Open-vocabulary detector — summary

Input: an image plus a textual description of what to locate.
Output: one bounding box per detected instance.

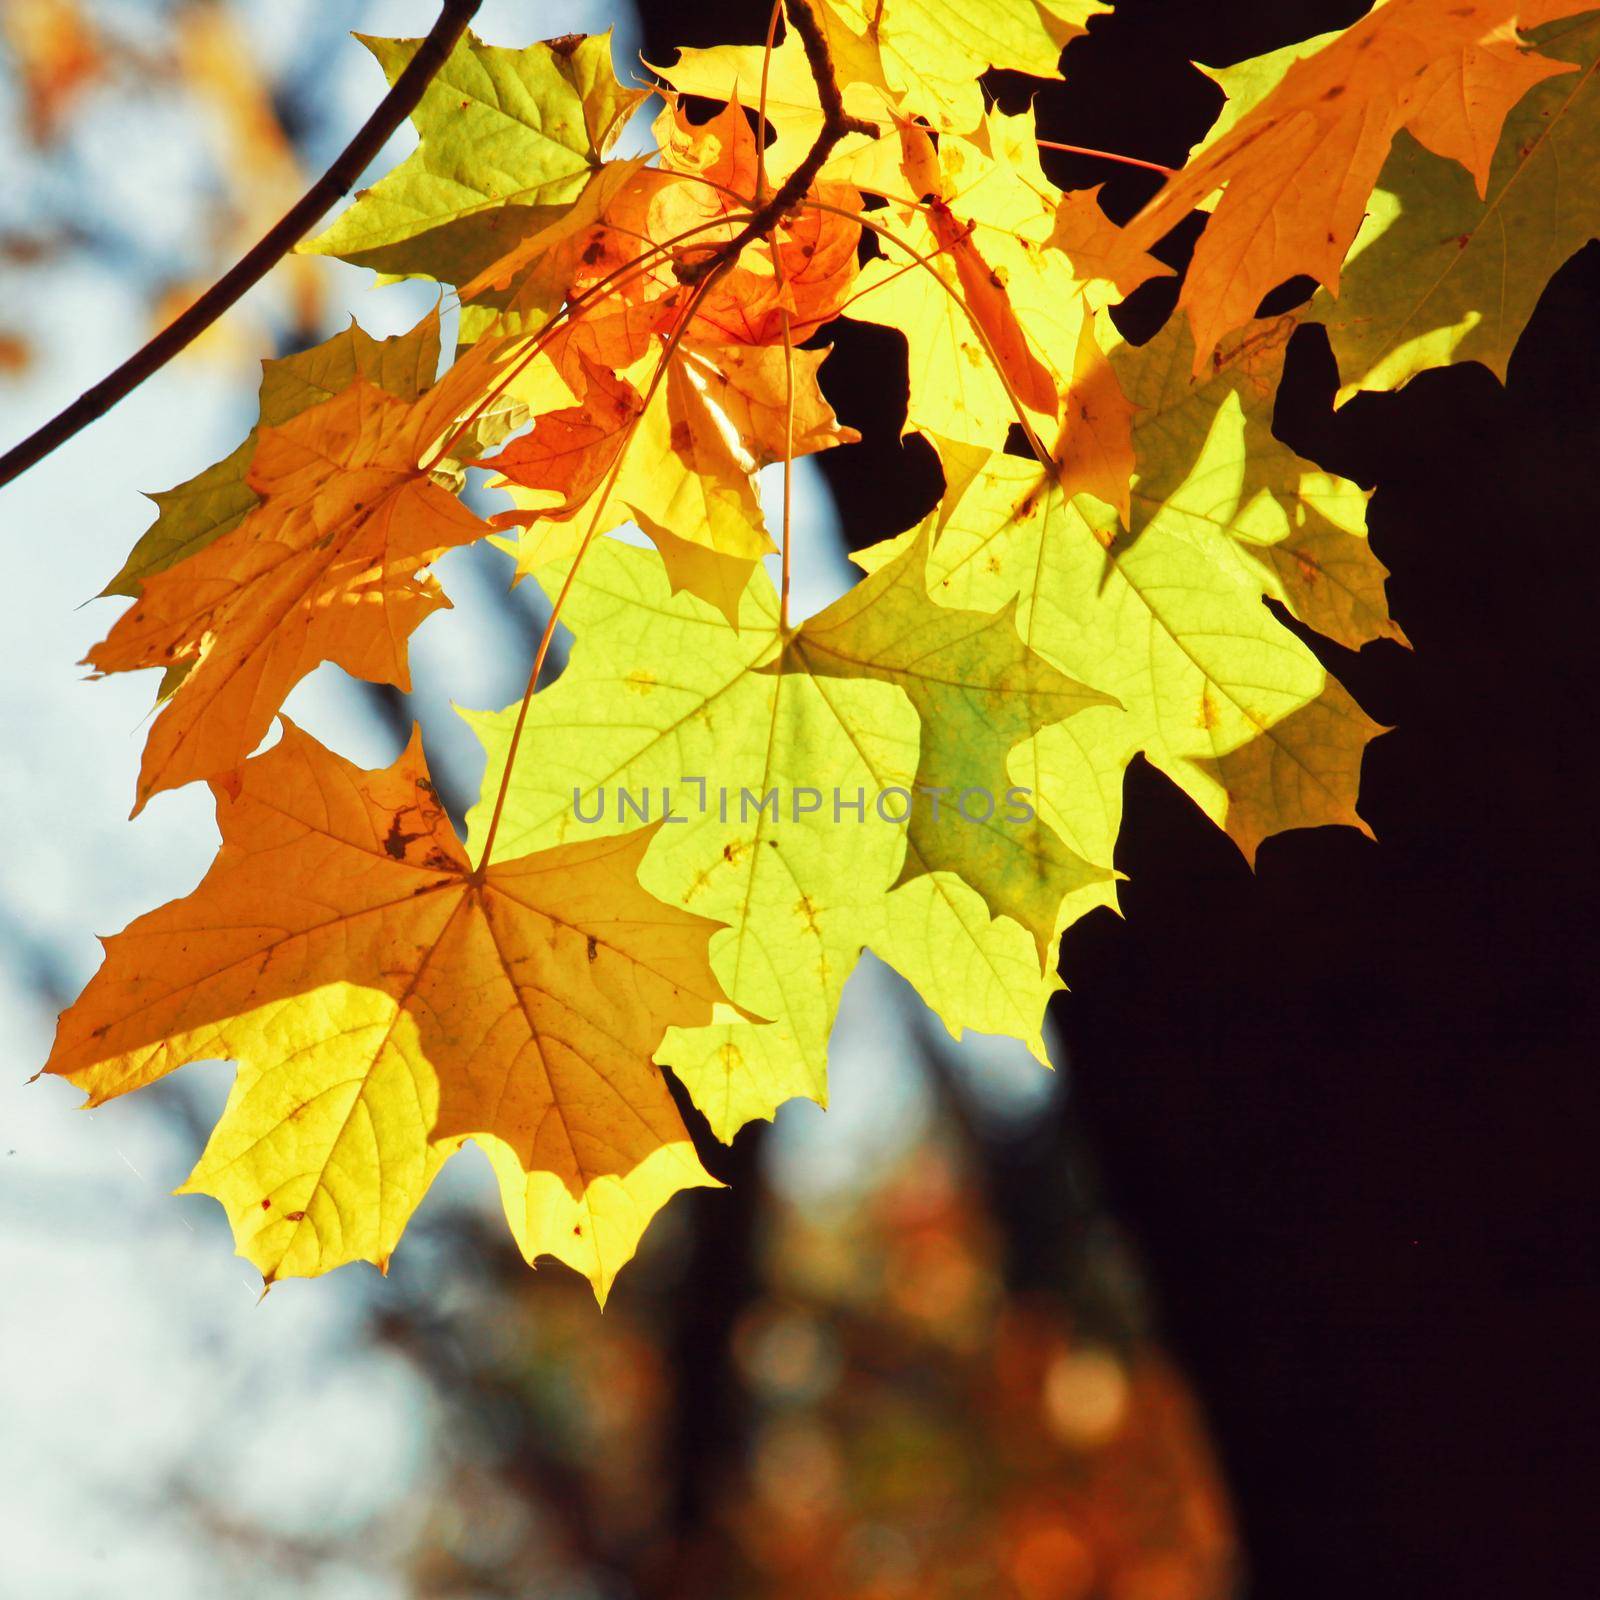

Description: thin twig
[675,0,875,284]
[472,266,730,875]
[0,0,483,493]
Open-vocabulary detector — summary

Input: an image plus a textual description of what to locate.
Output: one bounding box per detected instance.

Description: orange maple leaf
[473,98,863,617]
[89,346,508,812]
[44,722,729,1298]
[489,350,647,513]
[1052,309,1136,525]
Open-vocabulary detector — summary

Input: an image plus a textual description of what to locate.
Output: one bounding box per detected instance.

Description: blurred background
[0,2,1235,1596]
[5,3,1600,1598]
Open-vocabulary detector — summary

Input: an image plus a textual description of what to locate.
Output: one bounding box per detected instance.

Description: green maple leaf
[464,537,1104,1140]
[860,313,1397,883]
[795,526,1113,958]
[1308,13,1600,403]
[303,30,646,287]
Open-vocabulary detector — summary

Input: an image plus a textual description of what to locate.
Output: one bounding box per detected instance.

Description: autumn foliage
[37,0,1600,1297]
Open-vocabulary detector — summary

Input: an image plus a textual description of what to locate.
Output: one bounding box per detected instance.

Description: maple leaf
[650,4,901,192]
[1045,185,1172,303]
[1308,12,1600,403]
[303,30,646,287]
[43,722,728,1299]
[1124,0,1592,369]
[616,95,867,346]
[104,315,446,600]
[859,314,1397,883]
[89,334,515,812]
[821,0,1107,133]
[794,525,1114,957]
[464,535,1106,1140]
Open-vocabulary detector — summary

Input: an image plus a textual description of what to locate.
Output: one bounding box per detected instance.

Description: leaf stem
[775,296,797,633]
[0,0,483,493]
[1035,138,1176,178]
[755,0,785,205]
[471,267,728,875]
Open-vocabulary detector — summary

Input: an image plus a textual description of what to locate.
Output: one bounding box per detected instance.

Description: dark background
[628,2,1600,1595]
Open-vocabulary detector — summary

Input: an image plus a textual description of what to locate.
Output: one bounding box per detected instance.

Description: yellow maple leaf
[823,0,1107,133]
[43,722,729,1300]
[650,4,900,191]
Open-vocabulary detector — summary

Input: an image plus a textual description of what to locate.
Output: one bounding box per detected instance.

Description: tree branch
[675,0,876,285]
[0,0,483,493]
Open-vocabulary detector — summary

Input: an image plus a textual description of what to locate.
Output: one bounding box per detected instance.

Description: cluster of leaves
[41,0,1600,1299]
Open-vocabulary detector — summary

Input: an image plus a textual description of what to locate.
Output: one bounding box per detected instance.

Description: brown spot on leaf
[383,813,422,860]
[285,1210,307,1222]
[586,935,599,963]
